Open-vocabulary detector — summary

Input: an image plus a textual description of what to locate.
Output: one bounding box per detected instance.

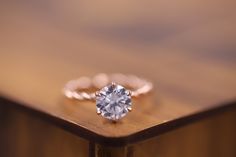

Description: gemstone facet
[96,83,132,120]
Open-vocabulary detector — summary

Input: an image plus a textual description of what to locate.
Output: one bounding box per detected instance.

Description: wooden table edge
[0,96,235,147]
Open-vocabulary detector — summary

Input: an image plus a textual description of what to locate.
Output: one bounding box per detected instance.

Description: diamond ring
[63,73,153,121]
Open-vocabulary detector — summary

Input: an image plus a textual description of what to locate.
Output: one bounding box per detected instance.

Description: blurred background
[0,0,235,96]
[1,0,235,62]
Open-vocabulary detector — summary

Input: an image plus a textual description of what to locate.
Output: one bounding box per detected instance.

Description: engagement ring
[63,73,153,120]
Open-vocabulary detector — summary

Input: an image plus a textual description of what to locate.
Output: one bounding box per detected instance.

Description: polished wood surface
[0,0,236,146]
[130,108,236,157]
[1,104,235,157]
[0,103,89,157]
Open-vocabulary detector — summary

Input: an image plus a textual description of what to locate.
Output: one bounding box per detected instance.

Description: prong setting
[127,90,132,96]
[96,84,132,120]
[128,107,132,112]
[111,82,116,88]
[97,110,101,115]
[95,91,100,97]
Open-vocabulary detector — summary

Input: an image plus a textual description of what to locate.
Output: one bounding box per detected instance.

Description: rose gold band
[63,73,153,101]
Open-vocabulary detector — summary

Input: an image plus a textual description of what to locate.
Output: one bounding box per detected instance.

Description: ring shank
[63,73,153,101]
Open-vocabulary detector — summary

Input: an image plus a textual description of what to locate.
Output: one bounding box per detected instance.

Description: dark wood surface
[2,104,234,157]
[0,104,89,157]
[0,0,236,146]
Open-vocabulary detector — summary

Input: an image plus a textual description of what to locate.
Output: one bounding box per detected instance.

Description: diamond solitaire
[64,73,153,121]
[96,83,132,120]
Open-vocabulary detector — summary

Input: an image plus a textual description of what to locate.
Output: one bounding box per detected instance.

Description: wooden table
[0,1,236,157]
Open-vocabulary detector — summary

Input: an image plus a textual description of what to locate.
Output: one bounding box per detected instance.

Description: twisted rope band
[63,73,153,101]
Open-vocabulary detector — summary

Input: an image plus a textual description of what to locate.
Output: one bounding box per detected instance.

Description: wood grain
[1,102,235,157]
[0,103,88,157]
[131,108,236,157]
[0,0,236,146]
